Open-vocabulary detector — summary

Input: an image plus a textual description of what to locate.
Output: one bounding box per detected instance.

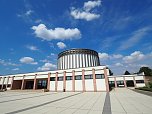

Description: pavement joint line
[127,89,152,110]
[5,92,82,114]
[131,89,152,97]
[122,91,140,113]
[52,92,84,106]
[113,91,127,114]
[57,92,90,113]
[0,92,42,98]
[0,92,59,104]
[131,93,152,110]
[86,93,102,114]
[70,93,98,114]
[59,93,95,114]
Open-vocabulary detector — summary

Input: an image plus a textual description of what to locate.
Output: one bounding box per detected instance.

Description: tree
[124,70,130,75]
[139,67,152,76]
[109,69,113,76]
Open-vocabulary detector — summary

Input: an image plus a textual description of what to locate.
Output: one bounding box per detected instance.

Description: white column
[70,54,72,69]
[67,55,69,69]
[65,55,67,69]
[88,54,91,67]
[73,54,76,68]
[76,54,79,68]
[1,77,5,90]
[85,54,88,67]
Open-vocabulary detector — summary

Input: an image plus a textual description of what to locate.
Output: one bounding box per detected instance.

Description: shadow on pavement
[102,92,112,114]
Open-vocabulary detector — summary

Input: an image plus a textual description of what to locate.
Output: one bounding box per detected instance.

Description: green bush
[136,87,152,92]
[145,82,152,88]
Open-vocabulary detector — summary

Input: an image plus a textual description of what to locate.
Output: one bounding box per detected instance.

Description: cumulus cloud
[32,24,81,41]
[57,42,67,49]
[20,57,38,65]
[71,9,100,21]
[70,0,101,21]
[98,51,152,75]
[123,51,145,63]
[37,63,56,71]
[84,0,101,11]
[112,54,123,59]
[26,45,39,51]
[98,52,109,60]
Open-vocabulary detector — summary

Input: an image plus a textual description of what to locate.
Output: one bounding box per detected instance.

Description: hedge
[135,87,152,92]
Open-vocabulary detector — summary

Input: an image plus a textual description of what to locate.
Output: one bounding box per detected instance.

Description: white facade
[108,74,145,88]
[0,66,109,92]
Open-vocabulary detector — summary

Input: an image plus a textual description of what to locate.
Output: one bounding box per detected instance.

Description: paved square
[0,88,152,114]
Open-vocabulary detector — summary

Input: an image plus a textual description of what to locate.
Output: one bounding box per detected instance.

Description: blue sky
[0,0,152,75]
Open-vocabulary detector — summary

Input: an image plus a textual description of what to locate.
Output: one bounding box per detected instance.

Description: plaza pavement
[0,88,152,114]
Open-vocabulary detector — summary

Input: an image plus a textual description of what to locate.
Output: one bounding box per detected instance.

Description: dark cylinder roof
[58,48,99,59]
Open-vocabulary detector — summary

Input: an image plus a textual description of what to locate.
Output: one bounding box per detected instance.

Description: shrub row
[135,87,152,92]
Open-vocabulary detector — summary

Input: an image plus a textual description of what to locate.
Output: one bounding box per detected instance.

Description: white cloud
[32,24,81,41]
[112,54,123,59]
[98,53,109,60]
[26,45,39,51]
[12,68,19,71]
[51,53,55,56]
[40,59,51,63]
[71,9,100,21]
[70,0,101,21]
[119,26,151,50]
[0,59,18,66]
[17,10,33,17]
[25,10,33,16]
[123,51,145,63]
[98,51,152,75]
[84,0,101,11]
[35,19,42,23]
[37,63,56,71]
[57,42,67,49]
[115,63,123,67]
[20,57,38,65]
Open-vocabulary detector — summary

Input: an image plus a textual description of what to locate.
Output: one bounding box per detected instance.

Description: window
[75,75,82,80]
[37,80,47,89]
[109,81,114,84]
[50,77,55,81]
[109,81,115,88]
[117,81,124,85]
[7,84,11,87]
[136,80,144,83]
[85,75,93,79]
[66,76,72,80]
[58,77,63,81]
[95,74,104,79]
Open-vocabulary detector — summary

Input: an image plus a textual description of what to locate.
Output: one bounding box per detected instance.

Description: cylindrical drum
[57,49,100,70]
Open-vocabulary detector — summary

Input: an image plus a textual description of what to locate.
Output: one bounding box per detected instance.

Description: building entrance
[25,81,34,89]
[126,80,134,87]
